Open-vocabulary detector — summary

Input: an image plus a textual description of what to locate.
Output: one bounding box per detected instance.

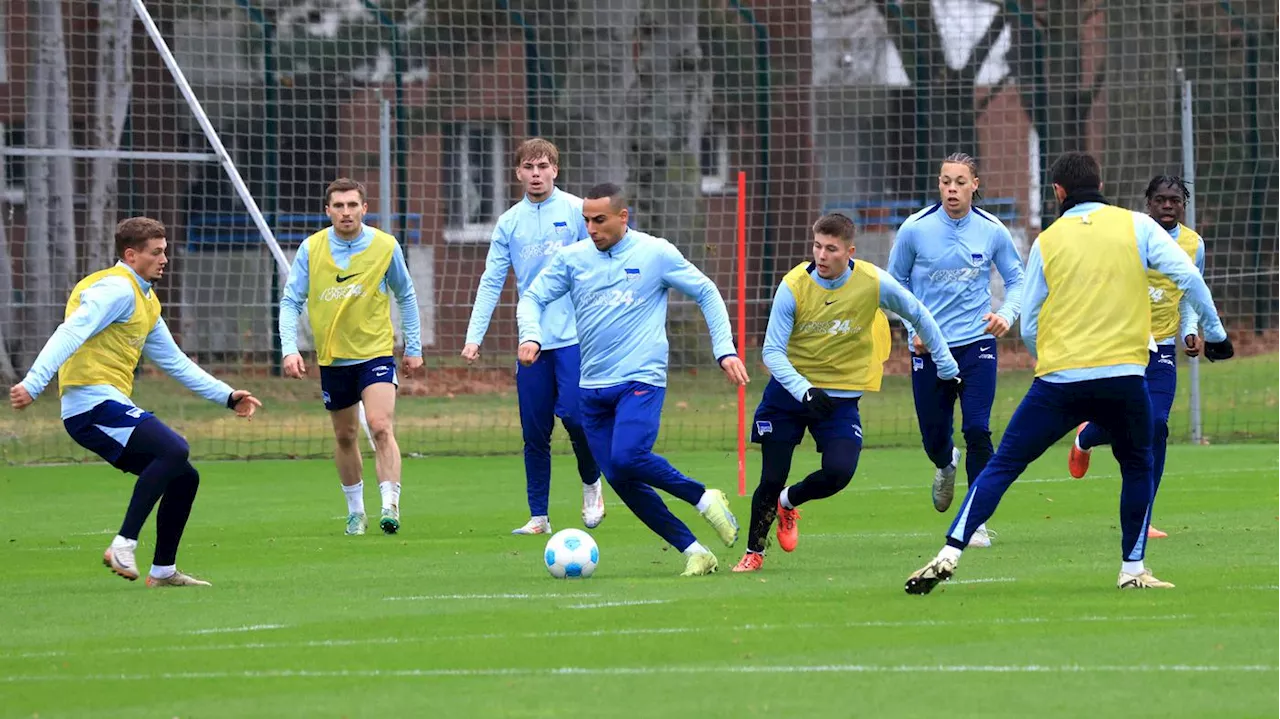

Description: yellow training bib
[783,260,892,392]
[1147,223,1202,343]
[1035,206,1151,376]
[305,228,398,366]
[58,265,161,397]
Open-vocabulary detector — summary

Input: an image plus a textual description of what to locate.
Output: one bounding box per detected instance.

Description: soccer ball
[544,528,599,579]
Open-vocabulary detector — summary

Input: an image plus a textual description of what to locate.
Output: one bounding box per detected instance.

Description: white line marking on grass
[3,663,1272,683]
[9,613,1209,660]
[185,624,287,635]
[16,546,81,552]
[566,599,672,610]
[807,531,935,539]
[952,577,1017,585]
[383,593,601,601]
[68,529,114,536]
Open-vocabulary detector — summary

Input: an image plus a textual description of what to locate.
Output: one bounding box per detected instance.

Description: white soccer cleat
[512,516,552,535]
[582,481,606,529]
[146,570,212,588]
[1118,569,1175,589]
[932,447,961,512]
[967,524,994,548]
[103,540,139,581]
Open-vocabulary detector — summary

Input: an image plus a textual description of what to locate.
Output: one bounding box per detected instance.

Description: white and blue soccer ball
[544,528,599,579]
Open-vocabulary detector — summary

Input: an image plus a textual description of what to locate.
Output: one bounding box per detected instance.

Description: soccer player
[905,152,1233,595]
[516,182,748,576]
[9,217,262,587]
[732,213,960,573]
[1069,176,1204,540]
[279,178,423,536]
[461,138,605,535]
[887,153,1025,548]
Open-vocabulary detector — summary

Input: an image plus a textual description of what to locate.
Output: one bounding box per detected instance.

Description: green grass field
[1,444,1275,717]
[2,353,1275,464]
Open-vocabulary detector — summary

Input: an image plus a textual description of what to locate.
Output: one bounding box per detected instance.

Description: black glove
[1203,337,1234,362]
[802,387,836,419]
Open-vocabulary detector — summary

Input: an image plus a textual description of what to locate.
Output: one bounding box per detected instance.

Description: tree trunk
[43,0,78,290]
[87,0,135,272]
[552,0,638,194]
[24,12,55,366]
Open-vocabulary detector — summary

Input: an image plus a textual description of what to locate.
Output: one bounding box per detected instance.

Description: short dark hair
[1049,152,1102,194]
[1145,175,1191,202]
[584,182,627,212]
[812,213,855,244]
[324,177,366,206]
[115,217,167,258]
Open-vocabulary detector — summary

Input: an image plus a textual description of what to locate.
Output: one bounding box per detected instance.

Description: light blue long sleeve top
[1166,223,1207,345]
[20,262,235,420]
[762,261,959,402]
[516,229,736,389]
[465,189,589,350]
[278,224,422,365]
[1021,203,1227,383]
[887,203,1026,346]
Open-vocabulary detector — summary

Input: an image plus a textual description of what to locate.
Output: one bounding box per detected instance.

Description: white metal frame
[700,130,732,195]
[443,121,506,244]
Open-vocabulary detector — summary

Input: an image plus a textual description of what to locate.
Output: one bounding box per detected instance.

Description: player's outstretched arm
[279,243,311,378]
[11,278,136,409]
[886,222,919,340]
[760,281,812,400]
[462,222,513,364]
[385,243,423,375]
[986,224,1027,337]
[659,244,742,384]
[142,318,259,417]
[1178,239,1207,357]
[1138,215,1229,357]
[877,268,958,380]
[516,250,571,365]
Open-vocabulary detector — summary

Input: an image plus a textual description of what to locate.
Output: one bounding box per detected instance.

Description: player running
[887,152,1025,548]
[1069,176,1205,539]
[10,217,262,586]
[517,182,747,576]
[733,213,959,572]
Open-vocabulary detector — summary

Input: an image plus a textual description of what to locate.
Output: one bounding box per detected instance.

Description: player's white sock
[683,541,710,556]
[695,491,714,512]
[779,487,795,510]
[1121,560,1145,576]
[938,545,963,563]
[379,481,401,510]
[149,564,176,580]
[343,482,365,515]
[111,535,137,550]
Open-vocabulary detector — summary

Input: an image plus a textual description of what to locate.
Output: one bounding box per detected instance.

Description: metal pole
[379,97,393,231]
[1178,69,1202,445]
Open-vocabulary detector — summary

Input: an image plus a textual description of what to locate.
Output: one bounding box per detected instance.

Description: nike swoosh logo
[804,391,812,402]
[336,273,360,283]
[979,346,990,352]
[824,300,837,305]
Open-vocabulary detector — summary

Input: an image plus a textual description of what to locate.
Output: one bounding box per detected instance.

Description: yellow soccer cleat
[681,551,719,577]
[146,570,212,588]
[904,556,956,595]
[699,490,739,547]
[1117,569,1175,589]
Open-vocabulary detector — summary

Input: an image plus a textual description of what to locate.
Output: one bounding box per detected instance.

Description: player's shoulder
[553,188,585,209]
[495,201,527,229]
[970,205,1011,234]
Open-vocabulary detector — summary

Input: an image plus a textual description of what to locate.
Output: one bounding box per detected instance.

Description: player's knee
[161,435,191,465]
[334,427,360,450]
[608,446,646,479]
[1152,419,1170,442]
[366,417,394,444]
[962,427,993,453]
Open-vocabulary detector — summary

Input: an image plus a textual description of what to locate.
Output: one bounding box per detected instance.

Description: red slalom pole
[736,170,748,497]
